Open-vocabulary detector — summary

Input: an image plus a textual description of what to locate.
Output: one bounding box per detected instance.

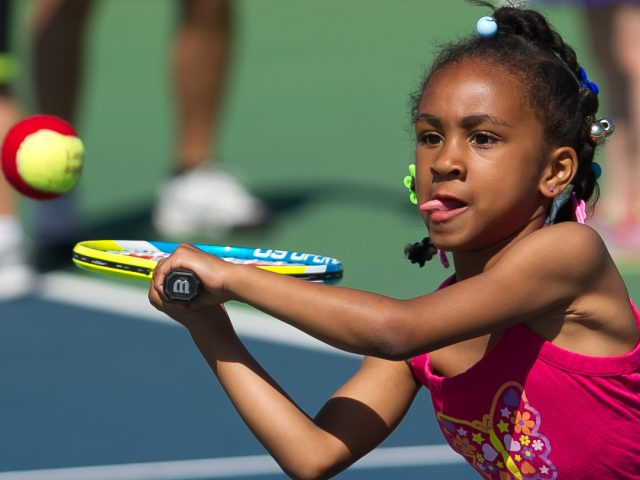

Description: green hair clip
[403,164,417,205]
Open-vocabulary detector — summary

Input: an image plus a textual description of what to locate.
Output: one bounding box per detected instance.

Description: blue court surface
[0,272,477,480]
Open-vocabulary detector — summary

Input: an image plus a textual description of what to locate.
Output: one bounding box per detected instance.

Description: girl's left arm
[153,225,617,359]
[147,292,421,479]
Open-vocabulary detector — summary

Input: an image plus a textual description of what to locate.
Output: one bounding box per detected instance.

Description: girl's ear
[539,146,578,198]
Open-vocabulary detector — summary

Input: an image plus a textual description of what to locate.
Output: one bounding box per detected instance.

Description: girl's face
[414,58,550,253]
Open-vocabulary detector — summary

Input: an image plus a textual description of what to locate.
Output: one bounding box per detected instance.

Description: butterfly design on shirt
[436,381,557,480]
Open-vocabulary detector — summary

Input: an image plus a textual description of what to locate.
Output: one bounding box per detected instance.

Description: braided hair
[405,1,602,268]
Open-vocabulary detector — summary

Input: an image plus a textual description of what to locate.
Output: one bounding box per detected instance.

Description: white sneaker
[153,164,269,238]
[0,240,36,301]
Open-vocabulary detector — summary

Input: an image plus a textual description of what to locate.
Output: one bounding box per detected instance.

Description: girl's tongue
[420,198,466,213]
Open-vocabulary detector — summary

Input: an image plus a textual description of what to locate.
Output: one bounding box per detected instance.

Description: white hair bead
[476,16,498,37]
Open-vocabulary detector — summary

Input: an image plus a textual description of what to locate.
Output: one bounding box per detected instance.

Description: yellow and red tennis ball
[1,114,84,200]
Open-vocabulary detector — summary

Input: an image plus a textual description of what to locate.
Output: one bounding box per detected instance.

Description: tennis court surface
[0,273,476,479]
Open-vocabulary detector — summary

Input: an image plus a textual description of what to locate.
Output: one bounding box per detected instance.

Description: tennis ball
[1,114,84,200]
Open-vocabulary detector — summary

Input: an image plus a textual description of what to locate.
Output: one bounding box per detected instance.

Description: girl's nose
[430,141,466,180]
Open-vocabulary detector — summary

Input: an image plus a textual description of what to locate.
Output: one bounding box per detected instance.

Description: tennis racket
[72,240,344,302]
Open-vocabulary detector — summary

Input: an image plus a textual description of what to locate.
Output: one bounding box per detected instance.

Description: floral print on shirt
[436,382,557,480]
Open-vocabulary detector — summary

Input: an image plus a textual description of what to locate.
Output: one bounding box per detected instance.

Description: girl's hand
[148,271,235,337]
[150,243,236,311]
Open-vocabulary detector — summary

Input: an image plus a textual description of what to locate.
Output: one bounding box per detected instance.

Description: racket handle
[163,269,201,303]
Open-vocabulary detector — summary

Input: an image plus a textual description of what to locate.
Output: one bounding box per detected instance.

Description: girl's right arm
[151,299,421,480]
[153,225,633,360]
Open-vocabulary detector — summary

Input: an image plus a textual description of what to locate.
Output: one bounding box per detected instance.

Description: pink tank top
[411,277,640,479]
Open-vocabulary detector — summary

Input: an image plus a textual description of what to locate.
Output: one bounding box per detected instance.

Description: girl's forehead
[418,60,531,119]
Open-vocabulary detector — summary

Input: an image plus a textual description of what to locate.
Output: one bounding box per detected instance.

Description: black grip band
[163,269,201,303]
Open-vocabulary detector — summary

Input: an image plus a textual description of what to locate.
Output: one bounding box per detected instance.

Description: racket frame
[72,240,344,283]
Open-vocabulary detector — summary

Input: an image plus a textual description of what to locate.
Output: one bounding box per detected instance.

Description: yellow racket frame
[73,240,158,281]
[72,240,325,282]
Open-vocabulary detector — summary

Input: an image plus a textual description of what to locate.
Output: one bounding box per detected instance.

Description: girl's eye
[418,132,442,145]
[470,133,498,146]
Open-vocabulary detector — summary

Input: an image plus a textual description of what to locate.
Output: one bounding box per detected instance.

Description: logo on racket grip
[164,269,201,303]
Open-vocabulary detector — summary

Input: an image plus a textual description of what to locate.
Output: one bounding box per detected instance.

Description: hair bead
[599,117,615,136]
[578,67,599,95]
[589,121,605,143]
[403,164,417,205]
[589,117,615,144]
[476,16,498,37]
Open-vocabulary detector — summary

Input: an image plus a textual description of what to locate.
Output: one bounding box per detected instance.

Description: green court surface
[11,0,637,298]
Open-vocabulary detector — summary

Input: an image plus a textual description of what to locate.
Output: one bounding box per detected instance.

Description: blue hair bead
[476,16,498,37]
[579,67,599,95]
[591,162,602,179]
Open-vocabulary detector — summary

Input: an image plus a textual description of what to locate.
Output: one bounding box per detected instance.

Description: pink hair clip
[571,192,587,224]
[438,249,450,269]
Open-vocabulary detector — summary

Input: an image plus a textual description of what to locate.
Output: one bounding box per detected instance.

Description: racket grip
[163,269,202,303]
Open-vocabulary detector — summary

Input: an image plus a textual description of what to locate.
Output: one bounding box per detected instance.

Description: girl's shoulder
[525,221,605,250]
[493,223,635,357]
[486,222,615,305]
[501,222,609,276]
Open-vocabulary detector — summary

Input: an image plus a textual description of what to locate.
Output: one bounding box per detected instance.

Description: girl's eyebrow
[459,114,512,129]
[415,113,512,128]
[414,113,442,127]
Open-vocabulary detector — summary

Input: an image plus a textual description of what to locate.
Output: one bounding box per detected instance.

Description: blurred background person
[0,0,33,299]
[0,0,269,296]
[532,0,640,253]
[584,1,640,251]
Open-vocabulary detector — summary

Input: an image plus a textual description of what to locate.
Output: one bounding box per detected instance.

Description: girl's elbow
[280,455,347,480]
[283,466,333,480]
[373,342,414,361]
[271,423,358,479]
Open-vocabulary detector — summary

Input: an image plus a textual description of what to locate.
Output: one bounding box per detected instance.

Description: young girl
[148,3,640,479]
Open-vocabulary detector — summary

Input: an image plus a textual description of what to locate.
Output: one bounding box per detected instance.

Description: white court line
[0,445,463,480]
[36,271,356,358]
[27,272,464,476]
